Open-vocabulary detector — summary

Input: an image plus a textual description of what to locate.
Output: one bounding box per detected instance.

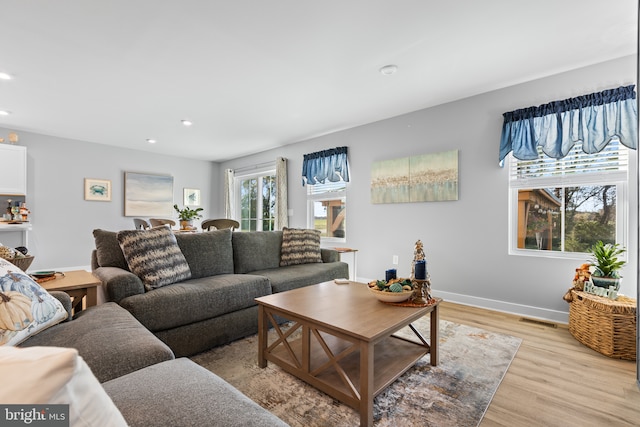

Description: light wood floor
[439,301,639,427]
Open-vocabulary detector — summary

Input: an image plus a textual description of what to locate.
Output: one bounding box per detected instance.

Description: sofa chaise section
[7,293,289,426]
[103,358,289,427]
[19,295,174,383]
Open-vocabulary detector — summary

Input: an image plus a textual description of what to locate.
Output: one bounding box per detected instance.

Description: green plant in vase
[173,204,203,230]
[588,240,626,290]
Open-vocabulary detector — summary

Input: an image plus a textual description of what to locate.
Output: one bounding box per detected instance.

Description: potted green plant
[173,204,203,230]
[588,240,626,289]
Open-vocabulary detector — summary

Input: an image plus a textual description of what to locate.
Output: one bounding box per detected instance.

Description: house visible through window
[509,140,628,256]
[307,180,347,241]
[235,169,276,231]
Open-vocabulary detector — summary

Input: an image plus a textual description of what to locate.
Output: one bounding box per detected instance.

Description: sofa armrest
[50,291,72,322]
[92,267,145,304]
[321,248,340,263]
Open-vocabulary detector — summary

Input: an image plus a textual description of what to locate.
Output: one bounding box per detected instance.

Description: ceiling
[0,1,637,162]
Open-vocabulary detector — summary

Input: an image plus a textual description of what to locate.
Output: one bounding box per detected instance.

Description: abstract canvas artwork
[124,172,174,216]
[371,150,458,204]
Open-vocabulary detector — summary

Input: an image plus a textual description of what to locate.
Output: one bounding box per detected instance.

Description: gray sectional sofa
[18,292,289,426]
[91,228,349,356]
[10,227,347,426]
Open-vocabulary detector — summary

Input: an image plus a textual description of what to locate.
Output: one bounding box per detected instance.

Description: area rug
[191,318,521,427]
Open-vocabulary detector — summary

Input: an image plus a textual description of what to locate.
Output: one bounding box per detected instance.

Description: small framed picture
[84,178,112,201]
[184,188,201,206]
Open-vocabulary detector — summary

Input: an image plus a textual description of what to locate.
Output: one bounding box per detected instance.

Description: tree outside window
[518,186,617,253]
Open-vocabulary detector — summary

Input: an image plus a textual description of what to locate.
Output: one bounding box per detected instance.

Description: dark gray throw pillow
[280,227,322,267]
[116,226,191,291]
[93,229,129,270]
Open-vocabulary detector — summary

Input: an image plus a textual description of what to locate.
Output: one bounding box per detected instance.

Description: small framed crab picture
[84,178,112,201]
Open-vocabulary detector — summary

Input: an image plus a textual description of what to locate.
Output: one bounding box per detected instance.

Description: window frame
[508,143,629,260]
[306,180,347,244]
[233,166,277,232]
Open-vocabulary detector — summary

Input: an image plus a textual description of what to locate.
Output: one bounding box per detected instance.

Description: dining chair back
[149,218,176,228]
[201,218,240,231]
[133,218,151,230]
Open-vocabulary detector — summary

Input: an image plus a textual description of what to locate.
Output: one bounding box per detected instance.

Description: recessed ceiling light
[181,119,193,126]
[0,110,10,116]
[379,65,398,76]
[0,73,12,80]
[146,139,157,144]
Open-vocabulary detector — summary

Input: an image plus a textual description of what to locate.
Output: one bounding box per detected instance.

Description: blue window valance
[302,146,350,186]
[499,85,637,167]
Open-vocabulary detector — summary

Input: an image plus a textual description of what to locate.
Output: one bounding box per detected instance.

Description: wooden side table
[333,247,358,281]
[40,270,101,315]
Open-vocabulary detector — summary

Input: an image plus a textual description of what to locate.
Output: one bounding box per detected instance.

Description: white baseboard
[432,290,569,325]
[35,265,92,273]
[356,276,569,325]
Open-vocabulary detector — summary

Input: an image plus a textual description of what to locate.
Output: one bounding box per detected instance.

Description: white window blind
[307,180,347,195]
[509,140,628,188]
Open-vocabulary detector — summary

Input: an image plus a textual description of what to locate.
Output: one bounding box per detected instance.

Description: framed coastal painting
[124,172,174,216]
[84,178,112,201]
[183,188,201,206]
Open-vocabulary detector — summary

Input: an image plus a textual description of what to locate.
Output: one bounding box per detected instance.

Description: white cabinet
[0,144,27,195]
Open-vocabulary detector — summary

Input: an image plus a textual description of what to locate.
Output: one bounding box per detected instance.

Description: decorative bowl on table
[367,278,414,303]
[368,286,413,303]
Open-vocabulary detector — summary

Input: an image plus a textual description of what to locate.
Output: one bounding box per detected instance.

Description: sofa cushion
[0,346,128,426]
[119,274,271,332]
[93,229,129,270]
[117,226,192,291]
[279,227,322,267]
[176,229,234,279]
[103,358,289,427]
[0,259,68,346]
[19,302,175,383]
[252,262,350,294]
[233,231,283,274]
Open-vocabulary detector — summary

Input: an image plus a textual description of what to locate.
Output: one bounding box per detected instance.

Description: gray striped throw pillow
[117,226,192,290]
[280,227,322,267]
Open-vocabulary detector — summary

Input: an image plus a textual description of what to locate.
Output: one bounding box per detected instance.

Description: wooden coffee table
[256,281,441,426]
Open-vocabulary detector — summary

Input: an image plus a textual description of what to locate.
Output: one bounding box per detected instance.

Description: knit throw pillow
[117,226,192,291]
[280,228,322,267]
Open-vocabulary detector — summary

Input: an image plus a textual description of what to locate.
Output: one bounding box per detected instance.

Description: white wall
[0,131,219,271]
[220,55,638,323]
[0,56,634,322]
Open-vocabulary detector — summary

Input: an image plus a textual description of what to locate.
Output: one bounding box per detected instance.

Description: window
[509,141,628,257]
[235,170,276,231]
[307,180,347,242]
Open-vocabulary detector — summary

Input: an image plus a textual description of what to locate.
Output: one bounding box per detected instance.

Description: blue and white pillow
[0,258,67,346]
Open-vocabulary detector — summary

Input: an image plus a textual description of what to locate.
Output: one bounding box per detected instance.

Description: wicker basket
[568,290,636,360]
[8,255,35,271]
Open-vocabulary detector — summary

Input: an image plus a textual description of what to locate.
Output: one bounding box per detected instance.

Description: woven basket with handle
[8,255,34,271]
[568,289,636,360]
